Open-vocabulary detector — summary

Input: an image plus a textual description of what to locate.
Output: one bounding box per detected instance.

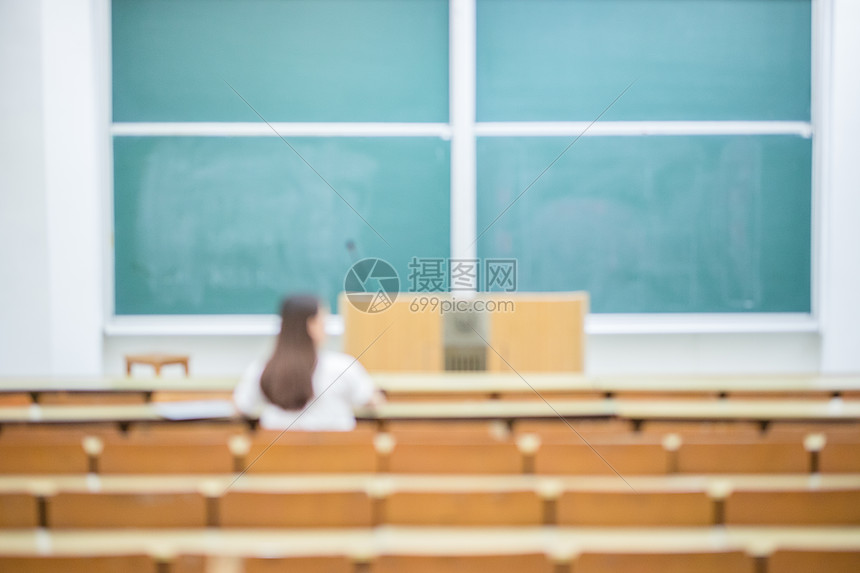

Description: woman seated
[234,294,378,430]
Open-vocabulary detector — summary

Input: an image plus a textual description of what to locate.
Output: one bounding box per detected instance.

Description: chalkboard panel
[477,0,811,121]
[476,135,812,313]
[114,137,450,314]
[112,0,449,122]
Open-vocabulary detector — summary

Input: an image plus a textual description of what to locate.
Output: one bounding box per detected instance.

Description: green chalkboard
[477,0,811,121]
[114,137,450,314]
[476,135,812,313]
[111,0,813,316]
[112,0,449,122]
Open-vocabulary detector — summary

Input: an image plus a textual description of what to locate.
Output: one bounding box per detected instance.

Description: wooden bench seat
[725,490,860,525]
[0,444,89,474]
[820,443,860,472]
[572,551,754,573]
[98,442,235,474]
[534,443,669,475]
[639,420,762,437]
[514,419,633,440]
[385,443,523,474]
[250,428,376,445]
[0,493,39,528]
[37,392,148,406]
[382,491,543,526]
[219,491,373,528]
[768,550,860,573]
[0,393,32,406]
[126,421,249,441]
[382,421,511,443]
[0,555,157,573]
[677,442,809,473]
[556,491,714,526]
[0,430,856,478]
[47,492,207,528]
[372,554,552,573]
[0,424,123,442]
[243,443,377,473]
[497,390,607,401]
[0,531,858,573]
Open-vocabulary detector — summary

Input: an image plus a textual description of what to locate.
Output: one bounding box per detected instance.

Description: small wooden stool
[125,354,189,376]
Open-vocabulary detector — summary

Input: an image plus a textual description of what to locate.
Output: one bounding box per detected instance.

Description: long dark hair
[260,295,319,410]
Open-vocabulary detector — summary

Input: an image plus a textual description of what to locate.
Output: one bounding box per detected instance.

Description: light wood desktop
[2,374,859,403]
[0,399,859,427]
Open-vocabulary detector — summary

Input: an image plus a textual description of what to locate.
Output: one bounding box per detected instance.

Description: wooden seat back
[386,443,522,474]
[383,491,543,526]
[243,443,377,473]
[0,493,39,528]
[820,443,860,472]
[99,442,233,474]
[47,492,207,528]
[384,421,511,443]
[219,491,373,528]
[38,392,148,405]
[725,490,860,525]
[535,443,668,475]
[372,553,553,573]
[0,443,88,474]
[0,555,156,573]
[514,419,632,441]
[556,491,713,526]
[677,442,808,473]
[768,550,860,573]
[573,551,754,573]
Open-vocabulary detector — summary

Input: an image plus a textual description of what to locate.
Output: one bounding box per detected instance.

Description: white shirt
[233,350,374,431]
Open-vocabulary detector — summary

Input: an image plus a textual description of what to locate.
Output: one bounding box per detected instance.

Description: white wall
[0,0,52,375]
[819,0,860,373]
[100,331,823,377]
[0,0,103,376]
[41,0,104,375]
[1,0,857,377]
[587,332,821,376]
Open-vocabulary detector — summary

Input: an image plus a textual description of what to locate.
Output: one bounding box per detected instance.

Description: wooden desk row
[1,436,859,475]
[364,399,860,430]
[1,528,860,573]
[374,373,860,399]
[2,485,860,528]
[2,473,859,495]
[1,399,859,430]
[3,373,860,402]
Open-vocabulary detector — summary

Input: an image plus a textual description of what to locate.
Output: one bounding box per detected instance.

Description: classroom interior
[2,0,860,572]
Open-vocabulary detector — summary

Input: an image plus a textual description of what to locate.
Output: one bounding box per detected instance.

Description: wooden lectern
[340,292,587,373]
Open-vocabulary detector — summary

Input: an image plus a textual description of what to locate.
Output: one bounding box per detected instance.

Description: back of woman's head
[260,294,319,410]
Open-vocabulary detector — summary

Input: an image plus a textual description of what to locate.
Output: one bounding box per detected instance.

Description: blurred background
[1,0,858,378]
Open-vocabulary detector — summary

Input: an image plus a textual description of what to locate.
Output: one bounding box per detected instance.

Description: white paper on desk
[153,400,237,420]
